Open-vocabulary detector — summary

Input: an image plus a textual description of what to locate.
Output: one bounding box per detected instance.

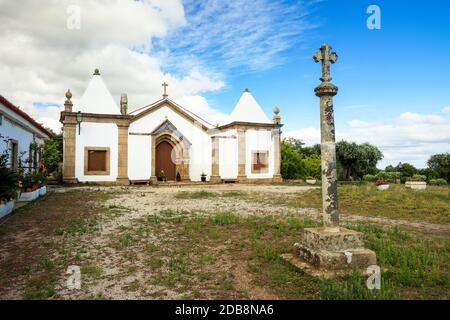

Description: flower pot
[405,181,427,190]
[377,184,390,191]
[306,179,317,185]
[19,189,40,202]
[39,186,47,196]
[0,200,15,219]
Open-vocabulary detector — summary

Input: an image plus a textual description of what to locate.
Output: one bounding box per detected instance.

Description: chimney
[120,94,128,115]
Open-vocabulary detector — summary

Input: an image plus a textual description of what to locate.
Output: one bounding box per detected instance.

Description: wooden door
[155,141,176,181]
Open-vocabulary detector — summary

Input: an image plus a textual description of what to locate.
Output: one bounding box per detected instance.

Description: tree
[43,134,63,175]
[336,141,383,180]
[303,155,321,178]
[395,162,417,178]
[427,153,450,182]
[280,140,306,179]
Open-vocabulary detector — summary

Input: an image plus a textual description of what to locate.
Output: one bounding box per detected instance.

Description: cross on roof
[162,82,169,98]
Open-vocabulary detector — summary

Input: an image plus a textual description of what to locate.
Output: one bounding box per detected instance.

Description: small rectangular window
[88,150,107,171]
[252,151,269,173]
[84,147,110,175]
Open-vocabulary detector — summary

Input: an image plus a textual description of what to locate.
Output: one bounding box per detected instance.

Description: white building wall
[129,104,212,181]
[219,129,238,179]
[75,122,118,182]
[0,104,46,168]
[245,129,274,179]
[128,135,151,181]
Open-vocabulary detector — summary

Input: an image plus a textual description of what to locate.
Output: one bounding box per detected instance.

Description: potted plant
[158,170,167,182]
[305,176,317,185]
[201,172,207,182]
[405,175,427,190]
[0,148,19,218]
[19,173,40,201]
[375,179,390,190]
[176,172,181,182]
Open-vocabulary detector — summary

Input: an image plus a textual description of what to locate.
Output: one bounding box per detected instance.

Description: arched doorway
[155,141,176,181]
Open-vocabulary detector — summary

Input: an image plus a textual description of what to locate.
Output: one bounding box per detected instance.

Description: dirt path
[1,184,448,299]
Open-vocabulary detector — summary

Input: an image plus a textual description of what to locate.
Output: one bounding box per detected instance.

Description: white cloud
[283,127,320,146]
[284,112,450,168]
[442,106,450,113]
[0,0,222,132]
[0,0,312,133]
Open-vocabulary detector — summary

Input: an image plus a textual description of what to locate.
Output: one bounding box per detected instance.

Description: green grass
[81,265,103,279]
[288,184,450,223]
[209,212,240,225]
[175,191,217,199]
[23,274,57,300]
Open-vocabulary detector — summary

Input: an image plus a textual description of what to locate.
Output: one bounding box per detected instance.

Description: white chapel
[60,70,282,184]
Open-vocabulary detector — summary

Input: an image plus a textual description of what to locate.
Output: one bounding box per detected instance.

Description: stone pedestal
[209,175,222,184]
[272,174,283,183]
[149,176,158,185]
[283,227,376,277]
[116,178,130,186]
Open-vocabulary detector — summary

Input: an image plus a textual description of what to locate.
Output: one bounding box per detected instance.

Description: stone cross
[313,44,340,230]
[162,82,169,98]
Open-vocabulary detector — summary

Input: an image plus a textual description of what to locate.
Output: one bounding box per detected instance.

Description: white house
[60,69,282,184]
[0,95,52,171]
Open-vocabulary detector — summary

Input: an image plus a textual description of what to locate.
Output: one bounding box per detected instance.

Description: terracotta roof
[0,95,53,138]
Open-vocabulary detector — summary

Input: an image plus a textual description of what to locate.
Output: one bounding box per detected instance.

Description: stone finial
[93,68,100,76]
[120,94,128,115]
[273,106,281,124]
[64,89,73,112]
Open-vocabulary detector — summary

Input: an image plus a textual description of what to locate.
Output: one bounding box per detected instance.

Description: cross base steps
[282,227,377,277]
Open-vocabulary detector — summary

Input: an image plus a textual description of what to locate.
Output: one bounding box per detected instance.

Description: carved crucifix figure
[313,44,340,230]
[162,82,169,98]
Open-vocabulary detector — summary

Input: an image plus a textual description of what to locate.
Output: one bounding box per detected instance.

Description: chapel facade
[60,70,283,185]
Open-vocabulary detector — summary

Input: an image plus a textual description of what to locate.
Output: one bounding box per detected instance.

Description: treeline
[281,138,449,185]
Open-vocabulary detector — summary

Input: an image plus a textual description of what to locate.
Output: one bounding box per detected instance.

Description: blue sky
[195,0,450,168]
[2,0,449,168]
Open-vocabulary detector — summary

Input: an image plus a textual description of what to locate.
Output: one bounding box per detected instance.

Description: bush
[428,178,448,186]
[375,171,399,183]
[0,151,19,203]
[363,174,377,182]
[407,174,426,182]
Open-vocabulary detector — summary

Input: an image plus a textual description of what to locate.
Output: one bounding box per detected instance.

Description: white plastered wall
[218,129,238,179]
[128,135,151,181]
[0,103,47,167]
[75,122,118,182]
[129,104,212,181]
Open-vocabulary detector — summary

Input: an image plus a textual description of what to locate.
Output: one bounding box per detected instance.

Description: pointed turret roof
[75,69,120,115]
[227,88,271,124]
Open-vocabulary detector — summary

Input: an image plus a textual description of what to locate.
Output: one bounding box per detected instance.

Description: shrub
[407,174,426,182]
[363,174,377,182]
[428,178,447,186]
[0,149,19,202]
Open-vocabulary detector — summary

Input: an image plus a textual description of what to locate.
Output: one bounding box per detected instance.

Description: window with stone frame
[84,147,110,175]
[252,150,269,174]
